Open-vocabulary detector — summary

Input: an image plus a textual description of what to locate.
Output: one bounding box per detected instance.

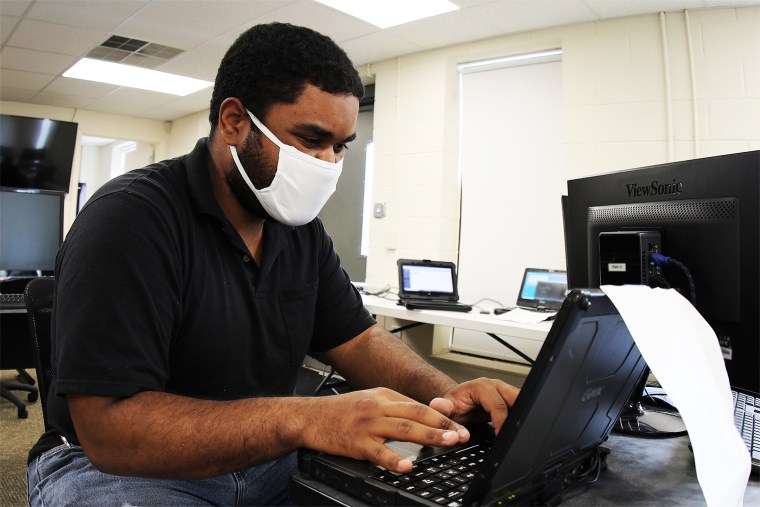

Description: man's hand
[428,378,520,435]
[300,387,470,473]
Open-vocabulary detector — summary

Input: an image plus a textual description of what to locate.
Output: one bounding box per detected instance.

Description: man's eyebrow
[297,122,356,143]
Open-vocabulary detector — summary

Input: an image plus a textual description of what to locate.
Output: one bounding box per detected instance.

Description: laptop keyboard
[371,443,488,505]
[733,389,760,463]
[402,299,473,312]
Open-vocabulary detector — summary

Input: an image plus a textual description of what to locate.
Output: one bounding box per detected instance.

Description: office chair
[23,277,55,430]
[0,369,38,419]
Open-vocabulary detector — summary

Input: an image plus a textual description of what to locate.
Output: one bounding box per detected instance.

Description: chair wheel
[28,391,39,403]
[17,406,28,419]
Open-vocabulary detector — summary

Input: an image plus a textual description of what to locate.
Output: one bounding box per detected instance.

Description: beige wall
[3,7,758,276]
[365,6,760,287]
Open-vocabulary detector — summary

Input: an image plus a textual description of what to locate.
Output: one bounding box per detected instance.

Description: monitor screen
[0,187,64,276]
[402,265,454,293]
[562,151,759,393]
[0,114,78,192]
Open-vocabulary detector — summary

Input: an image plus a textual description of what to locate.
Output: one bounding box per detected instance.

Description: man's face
[226,84,360,217]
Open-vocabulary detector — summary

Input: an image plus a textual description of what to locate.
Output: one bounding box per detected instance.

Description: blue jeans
[28,443,297,506]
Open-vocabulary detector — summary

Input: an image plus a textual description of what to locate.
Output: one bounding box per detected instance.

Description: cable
[649,252,696,305]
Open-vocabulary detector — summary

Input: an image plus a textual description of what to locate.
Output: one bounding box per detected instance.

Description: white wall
[365,7,760,289]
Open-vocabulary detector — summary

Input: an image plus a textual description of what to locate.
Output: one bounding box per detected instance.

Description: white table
[361,295,552,384]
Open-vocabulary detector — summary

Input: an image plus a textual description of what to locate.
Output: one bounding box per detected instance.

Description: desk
[361,295,551,385]
[290,433,760,505]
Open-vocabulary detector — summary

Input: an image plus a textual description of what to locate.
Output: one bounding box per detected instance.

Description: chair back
[24,277,55,430]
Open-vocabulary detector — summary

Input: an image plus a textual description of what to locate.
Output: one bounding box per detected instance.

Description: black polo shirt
[30,138,375,461]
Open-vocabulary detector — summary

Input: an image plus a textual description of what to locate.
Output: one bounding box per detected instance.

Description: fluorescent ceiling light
[63,58,212,96]
[315,0,459,28]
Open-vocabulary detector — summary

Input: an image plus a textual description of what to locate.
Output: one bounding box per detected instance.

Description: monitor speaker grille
[588,198,738,223]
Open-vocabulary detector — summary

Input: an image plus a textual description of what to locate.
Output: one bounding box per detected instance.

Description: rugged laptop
[516,267,567,312]
[294,289,647,506]
[397,258,472,312]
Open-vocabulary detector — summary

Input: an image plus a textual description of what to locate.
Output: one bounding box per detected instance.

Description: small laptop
[294,289,647,506]
[516,268,568,312]
[396,259,472,312]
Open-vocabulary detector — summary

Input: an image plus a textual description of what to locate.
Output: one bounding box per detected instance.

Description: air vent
[87,35,184,69]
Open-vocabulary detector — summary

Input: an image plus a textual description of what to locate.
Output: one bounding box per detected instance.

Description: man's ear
[218,98,250,146]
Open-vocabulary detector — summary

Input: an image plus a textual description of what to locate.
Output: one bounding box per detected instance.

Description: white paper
[493,307,556,324]
[602,285,750,506]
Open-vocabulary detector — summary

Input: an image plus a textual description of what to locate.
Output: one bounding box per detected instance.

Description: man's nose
[314,147,339,164]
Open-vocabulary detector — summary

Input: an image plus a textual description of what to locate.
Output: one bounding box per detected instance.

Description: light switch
[373,202,386,218]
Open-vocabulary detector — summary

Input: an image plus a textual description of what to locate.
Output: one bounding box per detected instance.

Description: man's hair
[208,22,364,138]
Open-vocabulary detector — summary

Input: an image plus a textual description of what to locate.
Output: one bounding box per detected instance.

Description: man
[27,23,519,506]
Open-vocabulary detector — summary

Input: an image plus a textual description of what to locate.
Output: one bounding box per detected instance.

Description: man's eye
[333,143,349,153]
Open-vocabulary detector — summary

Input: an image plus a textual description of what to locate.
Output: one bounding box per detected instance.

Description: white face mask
[229,109,343,226]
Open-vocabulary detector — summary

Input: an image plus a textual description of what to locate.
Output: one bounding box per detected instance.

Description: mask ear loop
[246,110,286,150]
[229,145,260,195]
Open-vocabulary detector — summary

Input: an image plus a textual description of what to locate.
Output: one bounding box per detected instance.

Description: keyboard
[401,299,473,312]
[733,389,760,467]
[371,443,488,505]
[0,293,26,309]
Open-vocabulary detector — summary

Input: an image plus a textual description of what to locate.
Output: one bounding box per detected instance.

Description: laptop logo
[581,386,605,402]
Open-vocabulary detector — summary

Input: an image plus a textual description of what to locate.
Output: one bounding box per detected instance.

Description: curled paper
[601,285,750,506]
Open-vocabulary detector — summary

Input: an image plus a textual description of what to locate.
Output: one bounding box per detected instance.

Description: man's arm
[323,324,520,434]
[68,380,468,480]
[322,323,458,403]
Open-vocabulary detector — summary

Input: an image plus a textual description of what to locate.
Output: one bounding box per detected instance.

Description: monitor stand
[613,367,687,437]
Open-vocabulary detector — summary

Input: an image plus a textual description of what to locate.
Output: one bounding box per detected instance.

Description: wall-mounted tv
[0,114,78,193]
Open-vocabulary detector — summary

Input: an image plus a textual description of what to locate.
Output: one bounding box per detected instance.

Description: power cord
[649,252,696,305]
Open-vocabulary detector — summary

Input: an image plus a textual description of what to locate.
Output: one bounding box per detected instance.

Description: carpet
[0,369,42,507]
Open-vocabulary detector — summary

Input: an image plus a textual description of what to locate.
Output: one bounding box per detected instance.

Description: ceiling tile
[0,86,38,103]
[0,0,33,17]
[0,68,56,91]
[1,47,77,75]
[156,36,232,81]
[388,8,504,50]
[25,0,146,30]
[6,18,108,56]
[44,76,119,100]
[248,0,378,43]
[115,0,288,50]
[32,90,98,110]
[1,15,20,45]
[340,31,425,67]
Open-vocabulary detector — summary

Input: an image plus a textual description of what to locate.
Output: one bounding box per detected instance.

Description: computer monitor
[563,151,759,396]
[0,187,64,279]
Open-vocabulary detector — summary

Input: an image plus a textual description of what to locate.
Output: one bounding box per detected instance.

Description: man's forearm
[324,324,459,404]
[68,391,322,480]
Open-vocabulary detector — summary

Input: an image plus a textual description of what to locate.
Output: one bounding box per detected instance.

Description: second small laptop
[397,259,472,312]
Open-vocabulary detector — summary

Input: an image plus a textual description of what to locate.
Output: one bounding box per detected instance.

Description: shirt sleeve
[53,180,181,398]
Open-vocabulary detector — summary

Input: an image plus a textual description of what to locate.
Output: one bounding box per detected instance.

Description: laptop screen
[517,268,567,310]
[397,259,458,300]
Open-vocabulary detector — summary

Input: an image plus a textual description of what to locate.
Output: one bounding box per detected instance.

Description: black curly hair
[208,22,364,138]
